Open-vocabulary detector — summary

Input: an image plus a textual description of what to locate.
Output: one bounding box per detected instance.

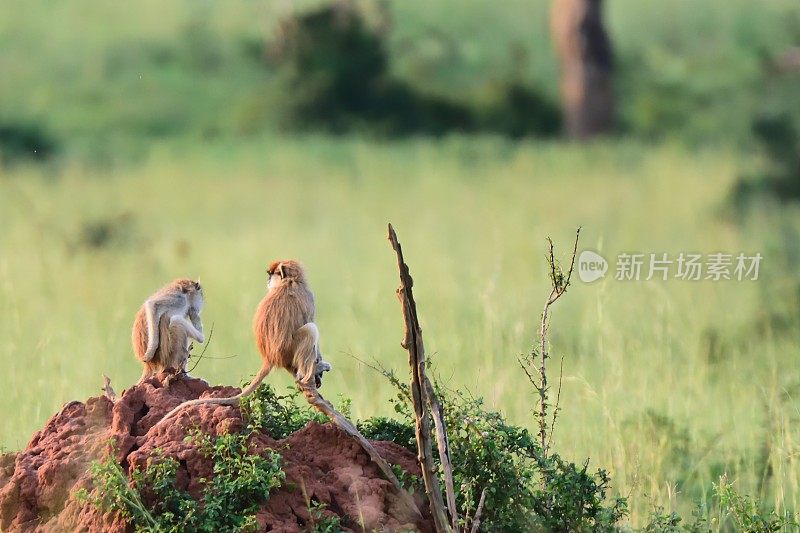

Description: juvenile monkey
[156,260,331,423]
[133,311,192,383]
[132,279,204,383]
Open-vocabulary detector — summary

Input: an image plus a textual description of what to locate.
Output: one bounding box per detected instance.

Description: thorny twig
[345,351,412,402]
[546,356,565,454]
[187,324,214,373]
[185,324,241,373]
[525,227,581,457]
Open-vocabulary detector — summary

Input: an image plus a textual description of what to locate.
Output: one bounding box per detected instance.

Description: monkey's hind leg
[296,381,421,520]
[292,322,323,386]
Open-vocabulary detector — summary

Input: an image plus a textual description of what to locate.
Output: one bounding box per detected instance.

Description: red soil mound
[0,375,432,532]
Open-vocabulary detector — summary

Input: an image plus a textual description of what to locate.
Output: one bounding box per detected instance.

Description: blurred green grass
[2,137,800,525]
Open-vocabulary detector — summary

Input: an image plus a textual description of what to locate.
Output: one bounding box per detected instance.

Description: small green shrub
[76,212,137,250]
[390,463,422,492]
[187,430,285,531]
[716,475,796,533]
[75,448,159,529]
[641,505,708,533]
[307,499,344,533]
[78,433,284,533]
[358,383,627,532]
[275,4,558,138]
[733,112,800,203]
[357,415,416,451]
[239,383,326,438]
[642,507,684,532]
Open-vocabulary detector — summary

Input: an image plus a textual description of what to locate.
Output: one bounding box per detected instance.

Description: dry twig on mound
[388,223,458,533]
[101,374,117,402]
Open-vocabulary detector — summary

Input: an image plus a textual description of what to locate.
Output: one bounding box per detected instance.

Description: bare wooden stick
[388,223,454,533]
[297,381,422,520]
[425,380,459,532]
[469,488,487,533]
[101,374,118,402]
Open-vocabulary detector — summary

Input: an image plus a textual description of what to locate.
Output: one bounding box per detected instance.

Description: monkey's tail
[150,365,272,429]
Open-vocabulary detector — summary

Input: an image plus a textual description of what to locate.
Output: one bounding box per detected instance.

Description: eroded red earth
[0,375,432,532]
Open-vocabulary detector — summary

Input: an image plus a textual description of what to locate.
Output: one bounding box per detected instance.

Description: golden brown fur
[254,260,319,384]
[153,260,331,426]
[133,310,191,383]
[132,278,204,383]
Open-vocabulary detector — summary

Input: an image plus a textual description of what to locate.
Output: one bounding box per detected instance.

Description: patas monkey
[156,260,331,423]
[255,260,332,388]
[133,312,192,384]
[132,279,204,383]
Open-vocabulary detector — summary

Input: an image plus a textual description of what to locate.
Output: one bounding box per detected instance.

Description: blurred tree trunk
[551,0,614,140]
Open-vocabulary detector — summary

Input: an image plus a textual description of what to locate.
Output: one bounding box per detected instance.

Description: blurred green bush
[3,0,796,160]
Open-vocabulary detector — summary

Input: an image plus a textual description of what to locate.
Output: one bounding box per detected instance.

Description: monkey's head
[172,278,204,310]
[267,260,306,290]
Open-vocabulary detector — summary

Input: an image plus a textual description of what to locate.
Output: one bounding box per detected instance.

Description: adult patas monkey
[156,260,331,423]
[132,279,205,383]
[253,260,332,389]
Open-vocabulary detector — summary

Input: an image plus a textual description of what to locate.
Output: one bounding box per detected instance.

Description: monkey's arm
[170,314,205,344]
[188,308,203,335]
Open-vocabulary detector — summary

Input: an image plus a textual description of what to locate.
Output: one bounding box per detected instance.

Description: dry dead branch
[388,223,457,533]
[101,374,117,402]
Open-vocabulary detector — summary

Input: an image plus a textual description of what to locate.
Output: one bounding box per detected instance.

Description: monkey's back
[253,280,315,365]
[132,308,187,371]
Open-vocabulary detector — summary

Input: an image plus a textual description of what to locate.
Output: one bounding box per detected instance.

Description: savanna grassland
[2,0,800,528]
